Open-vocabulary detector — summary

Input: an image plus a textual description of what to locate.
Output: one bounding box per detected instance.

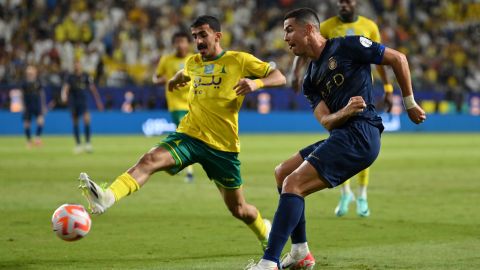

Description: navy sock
[276,187,307,244]
[25,128,31,141]
[85,124,91,143]
[263,193,305,263]
[73,124,81,145]
[36,125,43,137]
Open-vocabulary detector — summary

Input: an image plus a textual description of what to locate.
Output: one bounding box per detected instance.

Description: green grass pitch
[1,133,479,270]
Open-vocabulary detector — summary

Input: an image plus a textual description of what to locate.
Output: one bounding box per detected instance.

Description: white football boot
[281,251,316,270]
[244,259,278,270]
[78,172,114,214]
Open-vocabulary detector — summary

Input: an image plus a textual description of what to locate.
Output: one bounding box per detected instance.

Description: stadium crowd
[0,0,479,110]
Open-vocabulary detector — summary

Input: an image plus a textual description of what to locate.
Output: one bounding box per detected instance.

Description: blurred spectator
[0,0,478,112]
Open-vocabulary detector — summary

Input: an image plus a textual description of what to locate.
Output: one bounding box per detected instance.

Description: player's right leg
[82,111,93,153]
[274,153,316,269]
[79,146,176,214]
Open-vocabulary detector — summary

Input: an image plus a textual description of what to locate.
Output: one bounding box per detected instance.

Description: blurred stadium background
[1,1,480,270]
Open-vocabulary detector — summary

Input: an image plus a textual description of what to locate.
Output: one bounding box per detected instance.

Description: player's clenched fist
[234,78,258,96]
[167,79,189,92]
[407,105,426,124]
[344,96,367,116]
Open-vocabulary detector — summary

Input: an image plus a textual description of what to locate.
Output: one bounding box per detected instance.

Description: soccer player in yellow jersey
[153,32,195,182]
[77,15,287,251]
[291,0,393,218]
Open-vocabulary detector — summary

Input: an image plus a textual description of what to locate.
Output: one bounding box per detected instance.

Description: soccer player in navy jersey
[246,8,426,270]
[21,65,46,148]
[61,61,103,154]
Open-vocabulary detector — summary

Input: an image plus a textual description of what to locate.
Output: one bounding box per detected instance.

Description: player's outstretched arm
[314,97,366,131]
[375,65,394,112]
[234,69,286,96]
[381,48,426,124]
[167,69,191,92]
[61,84,69,105]
[152,74,167,85]
[89,84,104,111]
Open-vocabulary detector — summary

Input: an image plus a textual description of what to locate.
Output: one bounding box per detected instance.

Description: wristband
[384,84,394,93]
[253,79,264,90]
[402,95,417,110]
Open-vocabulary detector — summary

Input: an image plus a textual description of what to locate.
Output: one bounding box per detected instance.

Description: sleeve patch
[360,36,373,48]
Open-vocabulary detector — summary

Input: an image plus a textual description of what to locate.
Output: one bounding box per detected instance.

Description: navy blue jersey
[21,80,43,108]
[65,73,92,105]
[303,36,385,128]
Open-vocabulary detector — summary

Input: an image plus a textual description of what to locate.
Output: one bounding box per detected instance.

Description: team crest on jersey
[204,64,215,74]
[328,57,337,70]
[360,36,373,48]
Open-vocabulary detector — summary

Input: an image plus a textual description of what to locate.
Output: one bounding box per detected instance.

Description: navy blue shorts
[299,121,382,188]
[22,106,41,121]
[69,103,87,117]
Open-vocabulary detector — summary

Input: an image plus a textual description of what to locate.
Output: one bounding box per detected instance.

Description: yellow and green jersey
[320,15,381,42]
[177,51,271,153]
[155,53,193,111]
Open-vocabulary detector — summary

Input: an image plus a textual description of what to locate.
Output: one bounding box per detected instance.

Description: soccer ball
[52,204,91,241]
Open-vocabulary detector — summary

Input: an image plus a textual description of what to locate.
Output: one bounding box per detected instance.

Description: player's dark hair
[284,8,320,28]
[190,15,221,32]
[171,31,191,44]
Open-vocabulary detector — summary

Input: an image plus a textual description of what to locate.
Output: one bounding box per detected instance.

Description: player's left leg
[356,167,370,217]
[218,186,271,251]
[82,111,93,153]
[34,114,44,147]
[248,161,328,270]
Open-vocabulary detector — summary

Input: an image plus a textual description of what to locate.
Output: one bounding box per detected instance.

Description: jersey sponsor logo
[193,76,222,90]
[328,57,337,70]
[204,64,215,74]
[360,36,373,48]
[320,73,345,100]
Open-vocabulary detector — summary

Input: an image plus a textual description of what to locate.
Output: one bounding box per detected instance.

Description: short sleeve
[342,36,385,65]
[369,22,381,43]
[182,55,194,77]
[240,52,271,78]
[155,56,167,76]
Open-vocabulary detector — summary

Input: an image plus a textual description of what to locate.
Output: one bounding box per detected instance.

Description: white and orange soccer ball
[52,204,91,241]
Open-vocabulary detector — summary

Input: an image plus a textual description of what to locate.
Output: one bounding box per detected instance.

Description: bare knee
[274,163,289,187]
[282,172,303,195]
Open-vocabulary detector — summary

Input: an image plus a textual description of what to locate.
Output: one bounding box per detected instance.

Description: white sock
[358,185,367,199]
[341,183,353,195]
[104,189,116,208]
[258,259,277,268]
[291,242,309,259]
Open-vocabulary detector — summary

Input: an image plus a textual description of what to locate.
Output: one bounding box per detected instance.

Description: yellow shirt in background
[320,15,381,42]
[177,51,271,152]
[155,53,193,111]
